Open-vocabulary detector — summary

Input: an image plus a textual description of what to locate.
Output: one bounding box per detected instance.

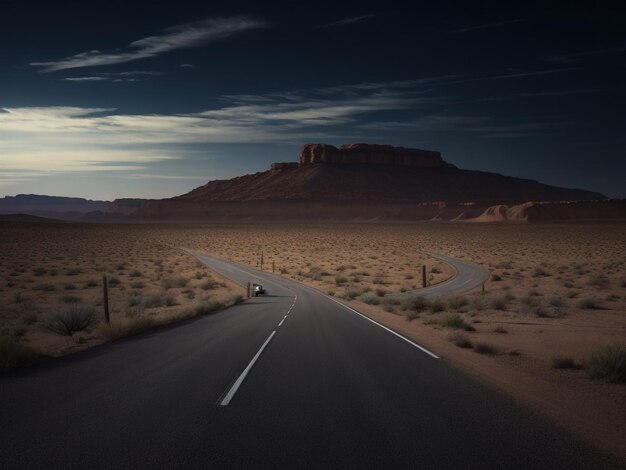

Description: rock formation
[298,143,452,168]
[131,142,615,221]
[270,162,299,172]
[110,198,148,215]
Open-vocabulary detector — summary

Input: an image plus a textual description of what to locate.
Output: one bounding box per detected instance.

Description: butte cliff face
[298,143,454,168]
[134,143,614,221]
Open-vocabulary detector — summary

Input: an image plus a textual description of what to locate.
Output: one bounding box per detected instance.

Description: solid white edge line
[219,331,277,406]
[326,296,440,359]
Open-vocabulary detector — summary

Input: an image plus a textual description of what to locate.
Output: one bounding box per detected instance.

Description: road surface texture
[0,253,621,469]
[386,253,491,300]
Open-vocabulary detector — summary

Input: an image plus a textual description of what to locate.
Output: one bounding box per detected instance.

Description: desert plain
[1,220,624,457]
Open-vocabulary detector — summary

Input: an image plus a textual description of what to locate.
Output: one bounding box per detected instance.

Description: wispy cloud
[63,77,109,82]
[0,80,431,184]
[62,70,163,83]
[546,44,626,64]
[360,114,560,139]
[475,89,598,102]
[323,14,376,28]
[449,19,524,34]
[30,17,267,72]
[454,68,576,84]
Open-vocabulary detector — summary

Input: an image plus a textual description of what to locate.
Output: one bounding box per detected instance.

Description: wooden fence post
[422,265,427,288]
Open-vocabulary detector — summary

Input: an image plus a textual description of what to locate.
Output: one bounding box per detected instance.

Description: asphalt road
[0,254,621,469]
[386,253,491,300]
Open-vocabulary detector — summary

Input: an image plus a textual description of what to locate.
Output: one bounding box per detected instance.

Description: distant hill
[136,143,609,221]
[0,213,64,224]
[0,194,112,219]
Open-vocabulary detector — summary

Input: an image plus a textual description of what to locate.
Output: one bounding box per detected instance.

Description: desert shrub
[520,295,539,306]
[200,280,218,290]
[327,290,335,296]
[64,283,76,290]
[431,267,441,274]
[305,267,327,281]
[13,292,27,304]
[491,274,502,282]
[13,327,27,337]
[533,306,552,318]
[489,297,507,311]
[128,294,142,307]
[33,283,55,291]
[193,299,225,315]
[194,271,205,280]
[226,294,244,305]
[586,343,626,383]
[372,277,385,285]
[62,295,81,304]
[405,310,420,321]
[493,325,508,334]
[130,280,145,289]
[443,314,475,331]
[359,293,381,305]
[588,274,609,289]
[335,275,348,286]
[577,298,600,310]
[163,276,188,289]
[551,356,582,369]
[0,334,36,368]
[45,305,97,335]
[404,295,429,313]
[563,281,574,288]
[548,296,565,308]
[23,313,38,325]
[383,297,401,307]
[142,294,165,308]
[474,342,498,355]
[449,331,473,349]
[65,268,81,276]
[404,274,414,280]
[33,267,46,277]
[495,261,513,269]
[84,279,98,288]
[107,277,120,287]
[129,270,142,278]
[164,292,177,306]
[98,317,158,340]
[344,285,364,300]
[375,288,387,297]
[447,296,468,311]
[429,300,445,313]
[533,267,550,277]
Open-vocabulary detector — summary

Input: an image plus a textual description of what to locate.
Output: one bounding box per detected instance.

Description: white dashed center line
[219,295,297,406]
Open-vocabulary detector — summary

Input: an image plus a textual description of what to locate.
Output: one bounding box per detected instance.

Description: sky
[1,0,625,200]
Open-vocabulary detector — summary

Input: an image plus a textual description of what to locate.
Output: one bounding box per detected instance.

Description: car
[252,283,266,296]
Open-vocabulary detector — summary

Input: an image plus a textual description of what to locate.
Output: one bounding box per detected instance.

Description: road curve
[0,253,619,469]
[386,252,491,300]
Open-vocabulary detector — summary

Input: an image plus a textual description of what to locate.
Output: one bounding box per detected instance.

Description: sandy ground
[0,223,244,356]
[1,221,624,458]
